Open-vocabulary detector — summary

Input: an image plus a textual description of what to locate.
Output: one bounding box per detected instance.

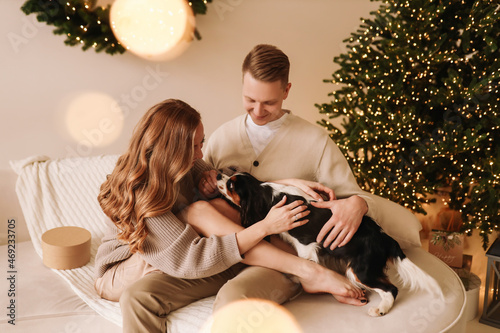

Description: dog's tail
[393,256,444,301]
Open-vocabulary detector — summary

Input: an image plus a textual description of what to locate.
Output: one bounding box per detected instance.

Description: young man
[204,44,374,250]
[201,44,379,309]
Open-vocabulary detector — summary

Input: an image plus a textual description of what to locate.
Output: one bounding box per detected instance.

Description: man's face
[242,72,291,126]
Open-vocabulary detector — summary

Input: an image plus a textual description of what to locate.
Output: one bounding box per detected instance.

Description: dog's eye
[228,182,234,190]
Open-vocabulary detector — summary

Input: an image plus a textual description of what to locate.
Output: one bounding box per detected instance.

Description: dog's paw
[368,307,387,317]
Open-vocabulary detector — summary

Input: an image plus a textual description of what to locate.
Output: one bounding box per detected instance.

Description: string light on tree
[316,0,500,249]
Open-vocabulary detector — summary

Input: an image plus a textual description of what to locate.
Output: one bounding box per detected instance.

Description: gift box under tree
[428,207,464,268]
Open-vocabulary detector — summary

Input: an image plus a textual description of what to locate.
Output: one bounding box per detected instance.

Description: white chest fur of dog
[279,231,322,263]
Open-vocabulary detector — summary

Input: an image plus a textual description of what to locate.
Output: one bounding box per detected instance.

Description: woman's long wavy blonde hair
[98,99,201,253]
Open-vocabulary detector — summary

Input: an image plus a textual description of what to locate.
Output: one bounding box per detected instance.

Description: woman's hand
[198,170,219,198]
[273,179,336,201]
[259,196,310,235]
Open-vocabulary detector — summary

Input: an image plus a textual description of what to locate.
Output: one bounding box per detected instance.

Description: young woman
[94,99,364,332]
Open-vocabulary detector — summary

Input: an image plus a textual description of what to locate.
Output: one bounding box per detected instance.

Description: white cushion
[368,193,423,249]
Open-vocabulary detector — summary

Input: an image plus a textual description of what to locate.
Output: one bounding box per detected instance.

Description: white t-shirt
[245,112,289,156]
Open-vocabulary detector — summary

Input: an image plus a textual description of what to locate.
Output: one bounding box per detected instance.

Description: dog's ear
[239,198,251,227]
[240,197,265,227]
[243,187,272,226]
[237,176,255,227]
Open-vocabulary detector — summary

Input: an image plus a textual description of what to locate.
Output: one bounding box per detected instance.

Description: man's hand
[274,179,336,201]
[312,195,368,250]
[198,170,219,198]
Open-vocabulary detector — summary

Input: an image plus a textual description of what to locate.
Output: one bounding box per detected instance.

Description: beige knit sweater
[94,159,243,279]
[205,112,423,250]
[205,112,376,215]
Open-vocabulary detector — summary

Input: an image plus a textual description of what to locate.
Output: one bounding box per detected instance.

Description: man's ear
[283,82,292,99]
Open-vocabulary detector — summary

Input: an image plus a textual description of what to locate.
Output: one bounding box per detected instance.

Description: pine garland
[20,0,213,55]
[317,0,500,249]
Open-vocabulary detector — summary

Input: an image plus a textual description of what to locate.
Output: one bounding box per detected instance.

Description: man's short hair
[242,44,290,88]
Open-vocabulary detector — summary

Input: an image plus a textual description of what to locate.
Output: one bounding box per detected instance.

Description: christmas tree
[317,0,500,249]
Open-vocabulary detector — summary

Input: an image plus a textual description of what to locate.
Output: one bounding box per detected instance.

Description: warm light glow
[110,0,195,61]
[200,299,303,333]
[316,0,500,249]
[64,92,123,147]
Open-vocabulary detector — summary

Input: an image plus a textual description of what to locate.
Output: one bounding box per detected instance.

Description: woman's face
[192,123,205,165]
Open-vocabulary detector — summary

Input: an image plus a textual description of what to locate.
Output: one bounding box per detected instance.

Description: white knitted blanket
[10,155,214,332]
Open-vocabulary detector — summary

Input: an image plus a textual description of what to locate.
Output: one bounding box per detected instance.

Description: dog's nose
[216,173,222,180]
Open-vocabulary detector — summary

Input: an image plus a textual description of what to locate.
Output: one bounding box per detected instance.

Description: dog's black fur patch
[222,172,404,300]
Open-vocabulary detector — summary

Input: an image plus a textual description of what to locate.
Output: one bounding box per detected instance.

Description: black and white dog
[216,172,443,316]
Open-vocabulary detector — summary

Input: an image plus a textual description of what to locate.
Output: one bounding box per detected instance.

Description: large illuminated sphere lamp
[200,299,302,333]
[110,0,195,61]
